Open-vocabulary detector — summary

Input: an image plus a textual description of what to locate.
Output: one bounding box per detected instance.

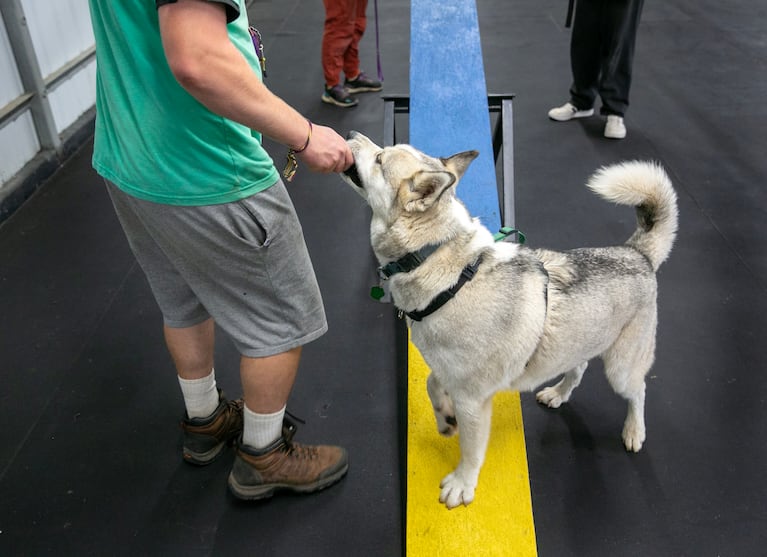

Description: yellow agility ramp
[406,339,538,556]
[406,0,535,552]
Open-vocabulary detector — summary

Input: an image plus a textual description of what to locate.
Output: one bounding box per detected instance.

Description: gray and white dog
[341,132,678,509]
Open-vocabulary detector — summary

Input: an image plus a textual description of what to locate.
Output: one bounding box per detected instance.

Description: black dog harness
[377,243,481,322]
[377,228,529,322]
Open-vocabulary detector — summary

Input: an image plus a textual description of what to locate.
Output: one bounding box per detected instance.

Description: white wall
[22,0,94,78]
[0,10,24,107]
[0,0,95,189]
[0,9,38,186]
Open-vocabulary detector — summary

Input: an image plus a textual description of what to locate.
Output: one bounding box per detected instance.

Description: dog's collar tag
[370,286,385,300]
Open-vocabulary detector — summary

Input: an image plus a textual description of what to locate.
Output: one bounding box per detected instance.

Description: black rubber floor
[1,1,765,556]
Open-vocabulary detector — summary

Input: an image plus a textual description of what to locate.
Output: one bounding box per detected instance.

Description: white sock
[178,369,219,419]
[243,404,286,449]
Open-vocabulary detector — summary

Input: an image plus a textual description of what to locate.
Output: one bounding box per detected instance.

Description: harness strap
[382,228,527,321]
[379,243,441,279]
[403,258,481,322]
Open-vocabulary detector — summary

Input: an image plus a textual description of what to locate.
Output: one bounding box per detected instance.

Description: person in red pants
[322,0,382,108]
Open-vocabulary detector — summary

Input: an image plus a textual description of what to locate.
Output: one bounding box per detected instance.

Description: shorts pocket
[234,199,271,248]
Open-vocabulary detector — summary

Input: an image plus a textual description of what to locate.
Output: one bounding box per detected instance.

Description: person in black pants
[548,0,645,139]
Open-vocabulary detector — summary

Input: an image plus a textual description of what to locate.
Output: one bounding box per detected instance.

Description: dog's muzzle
[342,161,362,188]
[343,130,363,188]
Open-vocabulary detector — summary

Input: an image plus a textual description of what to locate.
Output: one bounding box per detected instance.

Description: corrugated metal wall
[0,8,40,187]
[23,0,96,135]
[0,0,95,192]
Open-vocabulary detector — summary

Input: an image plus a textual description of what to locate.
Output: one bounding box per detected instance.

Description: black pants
[569,0,644,117]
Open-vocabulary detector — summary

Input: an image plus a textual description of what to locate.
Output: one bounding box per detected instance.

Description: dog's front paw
[439,471,476,509]
[536,386,567,408]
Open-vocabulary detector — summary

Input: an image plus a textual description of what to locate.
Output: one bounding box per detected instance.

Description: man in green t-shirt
[88,0,352,500]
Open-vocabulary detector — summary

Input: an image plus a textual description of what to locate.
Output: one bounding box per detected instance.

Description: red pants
[322,0,368,87]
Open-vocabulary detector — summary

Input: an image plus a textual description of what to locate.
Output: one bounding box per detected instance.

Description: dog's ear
[403,170,456,212]
[440,150,479,180]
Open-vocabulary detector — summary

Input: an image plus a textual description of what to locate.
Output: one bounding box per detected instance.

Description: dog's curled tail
[587,161,678,271]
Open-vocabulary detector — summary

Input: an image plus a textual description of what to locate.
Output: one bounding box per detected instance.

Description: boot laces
[284,440,320,460]
[280,413,319,460]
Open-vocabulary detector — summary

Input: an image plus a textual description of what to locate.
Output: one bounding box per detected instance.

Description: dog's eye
[375,153,383,165]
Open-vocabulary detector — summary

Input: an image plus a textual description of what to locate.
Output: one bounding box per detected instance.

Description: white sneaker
[604,115,627,139]
[548,102,594,122]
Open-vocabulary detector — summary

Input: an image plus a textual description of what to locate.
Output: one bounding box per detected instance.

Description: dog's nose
[347,130,360,140]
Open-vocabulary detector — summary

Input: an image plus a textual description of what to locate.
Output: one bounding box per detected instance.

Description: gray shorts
[106,180,327,358]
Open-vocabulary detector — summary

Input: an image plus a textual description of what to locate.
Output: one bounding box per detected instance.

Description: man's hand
[298,124,354,174]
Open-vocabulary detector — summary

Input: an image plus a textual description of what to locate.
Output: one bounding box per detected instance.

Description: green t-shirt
[89,0,279,205]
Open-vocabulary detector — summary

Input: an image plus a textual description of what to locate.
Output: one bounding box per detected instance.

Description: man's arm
[158,0,352,173]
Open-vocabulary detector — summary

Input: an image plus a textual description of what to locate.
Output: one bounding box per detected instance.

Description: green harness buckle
[494,226,526,244]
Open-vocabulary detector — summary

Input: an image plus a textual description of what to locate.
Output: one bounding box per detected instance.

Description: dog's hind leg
[535,361,588,408]
[439,395,493,509]
[619,381,646,452]
[603,309,657,452]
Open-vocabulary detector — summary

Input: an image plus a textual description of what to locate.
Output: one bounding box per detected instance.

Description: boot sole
[227,462,349,500]
[183,441,226,466]
[183,430,241,465]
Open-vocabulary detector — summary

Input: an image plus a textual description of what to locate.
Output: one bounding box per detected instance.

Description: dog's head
[341,131,478,222]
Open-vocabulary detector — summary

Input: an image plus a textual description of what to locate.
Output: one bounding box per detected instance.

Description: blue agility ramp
[409,0,500,230]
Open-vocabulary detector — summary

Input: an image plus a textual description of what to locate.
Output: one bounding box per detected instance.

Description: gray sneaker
[344,71,383,94]
[228,417,348,500]
[322,84,358,108]
[181,391,243,465]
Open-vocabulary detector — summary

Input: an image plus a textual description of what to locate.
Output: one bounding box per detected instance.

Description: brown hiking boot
[181,390,243,465]
[228,417,348,500]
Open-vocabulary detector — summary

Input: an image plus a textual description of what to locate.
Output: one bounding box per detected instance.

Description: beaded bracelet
[283,120,313,182]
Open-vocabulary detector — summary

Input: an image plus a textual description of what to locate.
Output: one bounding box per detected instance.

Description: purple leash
[374,0,383,82]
